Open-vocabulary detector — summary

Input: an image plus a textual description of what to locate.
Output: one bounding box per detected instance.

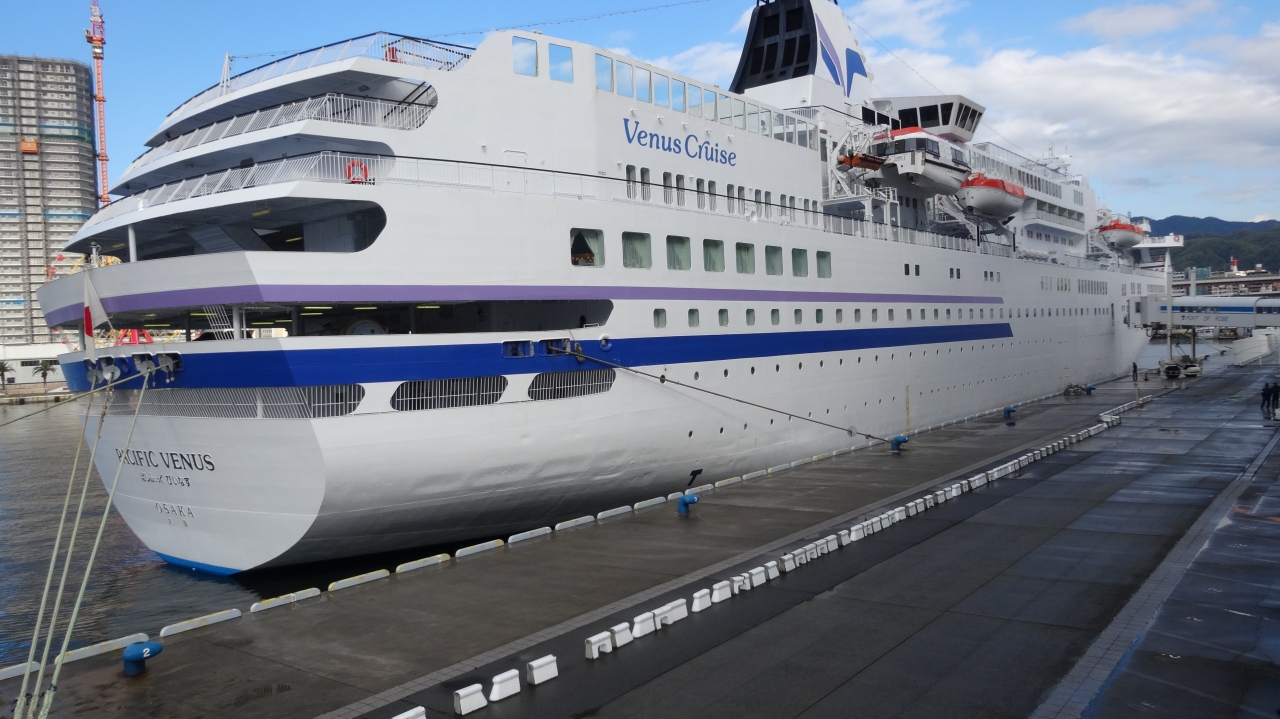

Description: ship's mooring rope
[0,367,161,431]
[552,342,896,444]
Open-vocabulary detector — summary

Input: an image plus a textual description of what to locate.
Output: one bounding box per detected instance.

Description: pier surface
[5,367,1278,719]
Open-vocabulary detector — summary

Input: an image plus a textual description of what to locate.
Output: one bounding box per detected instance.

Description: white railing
[1032,208,1086,230]
[167,32,470,123]
[130,94,433,173]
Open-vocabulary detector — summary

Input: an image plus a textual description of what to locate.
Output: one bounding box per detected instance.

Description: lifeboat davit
[865,128,968,198]
[956,174,1025,219]
[1099,219,1144,249]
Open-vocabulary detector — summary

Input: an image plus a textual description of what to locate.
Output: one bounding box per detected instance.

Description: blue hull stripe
[63,323,1013,391]
[156,551,241,576]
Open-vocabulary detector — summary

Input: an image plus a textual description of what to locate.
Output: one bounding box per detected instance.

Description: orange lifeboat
[956,174,1025,218]
[836,153,885,171]
[1099,219,1144,249]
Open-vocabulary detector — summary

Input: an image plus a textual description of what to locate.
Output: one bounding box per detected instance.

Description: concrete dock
[4,367,1278,719]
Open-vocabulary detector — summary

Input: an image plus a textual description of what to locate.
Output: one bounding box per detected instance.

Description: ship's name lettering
[155,502,195,518]
[140,472,192,487]
[116,448,215,472]
[623,119,736,166]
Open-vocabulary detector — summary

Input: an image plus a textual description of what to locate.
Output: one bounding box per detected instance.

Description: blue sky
[5,0,1278,221]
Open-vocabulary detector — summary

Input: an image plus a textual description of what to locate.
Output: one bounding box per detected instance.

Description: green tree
[0,360,11,394]
[31,359,57,393]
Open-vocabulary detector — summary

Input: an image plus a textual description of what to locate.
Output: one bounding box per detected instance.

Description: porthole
[694,371,700,380]
[688,431,693,437]
[751,366,756,374]
[819,360,824,368]
[723,369,728,378]
[719,427,724,434]
[770,418,774,425]
[775,364,780,372]
[798,362,803,370]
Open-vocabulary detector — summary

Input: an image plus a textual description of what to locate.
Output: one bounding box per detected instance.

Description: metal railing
[130,94,433,173]
[1032,208,1086,230]
[167,32,471,123]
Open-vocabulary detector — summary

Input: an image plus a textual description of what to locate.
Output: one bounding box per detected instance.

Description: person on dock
[1132,361,1138,382]
[1263,383,1274,415]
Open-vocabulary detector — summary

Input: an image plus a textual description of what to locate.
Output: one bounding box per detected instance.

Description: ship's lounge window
[748,104,759,133]
[570,228,604,267]
[689,309,700,327]
[786,115,796,143]
[654,309,667,328]
[797,121,808,148]
[704,240,725,272]
[758,108,771,136]
[595,54,613,91]
[941,102,953,125]
[617,61,634,97]
[736,242,755,274]
[855,309,862,322]
[549,44,573,82]
[667,235,691,270]
[792,249,808,277]
[654,73,670,107]
[919,105,940,128]
[719,309,729,326]
[771,309,780,325]
[672,79,686,111]
[512,37,538,76]
[794,309,803,324]
[899,107,919,128]
[688,84,702,116]
[623,232,652,268]
[734,98,746,129]
[746,308,756,325]
[636,67,652,102]
[765,246,783,275]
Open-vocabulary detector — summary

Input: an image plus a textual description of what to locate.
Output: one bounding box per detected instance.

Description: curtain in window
[703,240,725,272]
[666,236,691,270]
[765,246,783,275]
[623,233,651,268]
[736,243,755,274]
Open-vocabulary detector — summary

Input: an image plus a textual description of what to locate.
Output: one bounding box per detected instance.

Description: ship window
[816,309,824,324]
[549,44,573,82]
[792,248,808,277]
[623,232,652,268]
[640,167,651,201]
[941,102,953,125]
[872,309,879,322]
[934,309,939,319]
[969,308,975,319]
[747,104,759,133]
[626,165,637,198]
[907,309,913,320]
[704,239,725,272]
[672,79,686,111]
[738,186,747,215]
[688,84,702,117]
[782,37,797,66]
[676,174,686,206]
[663,172,674,204]
[915,264,920,276]
[765,245,783,275]
[771,309,780,325]
[904,263,910,276]
[654,309,667,328]
[920,307,925,319]
[763,42,779,72]
[785,115,796,143]
[764,191,773,218]
[969,111,983,131]
[617,62,634,97]
[762,13,780,37]
[734,98,746,129]
[795,309,803,324]
[595,54,613,91]
[957,104,971,127]
[747,308,756,326]
[736,242,755,274]
[898,107,919,128]
[797,121,808,148]
[755,189,763,214]
[688,309,700,327]
[696,178,706,208]
[947,309,951,319]
[837,309,843,323]
[786,7,804,30]
[726,184,736,214]
[919,105,940,128]
[888,309,895,321]
[704,89,717,119]
[855,309,862,322]
[774,112,786,141]
[636,67,651,102]
[666,235,691,270]
[654,73,670,107]
[512,37,538,76]
[719,309,729,326]
[708,181,717,210]
[570,228,604,267]
[759,109,771,136]
[719,94,732,125]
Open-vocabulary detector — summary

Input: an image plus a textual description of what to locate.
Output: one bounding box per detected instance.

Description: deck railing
[166,32,470,123]
[87,151,1167,273]
[129,94,433,173]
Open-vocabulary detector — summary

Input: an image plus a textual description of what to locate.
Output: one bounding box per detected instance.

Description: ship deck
[7,364,1280,719]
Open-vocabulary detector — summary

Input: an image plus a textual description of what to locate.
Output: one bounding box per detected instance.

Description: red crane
[85,0,109,206]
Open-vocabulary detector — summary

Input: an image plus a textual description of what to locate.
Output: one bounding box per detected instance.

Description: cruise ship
[37,0,1165,574]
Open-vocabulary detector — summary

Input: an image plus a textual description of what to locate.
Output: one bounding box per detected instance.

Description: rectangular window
[765,245,783,275]
[672,79,686,111]
[797,120,808,148]
[696,178,706,209]
[904,263,910,276]
[676,174,686,206]
[774,112,786,141]
[666,235,691,270]
[794,308,803,324]
[549,44,573,82]
[836,309,843,323]
[764,191,772,219]
[934,309,939,319]
[736,242,755,274]
[816,308,824,324]
[654,308,667,328]
[512,37,538,76]
[595,54,613,91]
[688,308,700,327]
[726,184,736,214]
[635,67,652,102]
[759,108,771,136]
[570,228,604,267]
[855,308,862,322]
[733,98,746,129]
[688,85,702,117]
[708,181,717,211]
[785,115,796,143]
[654,74,670,107]
[746,308,756,326]
[703,239,725,272]
[616,62,634,97]
[747,104,759,133]
[872,308,879,322]
[663,172,674,204]
[718,308,729,326]
[737,186,746,215]
[754,188,763,215]
[704,89,717,120]
[915,264,920,276]
[771,309,780,325]
[625,165,637,198]
[888,309,894,321]
[623,232,652,268]
[719,94,732,125]
[792,248,808,277]
[816,251,831,278]
[640,167,651,201]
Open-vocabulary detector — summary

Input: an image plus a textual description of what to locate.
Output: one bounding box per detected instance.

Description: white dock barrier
[526,654,558,685]
[893,507,907,522]
[610,622,633,647]
[711,580,733,601]
[293,587,320,601]
[597,506,632,520]
[249,594,295,613]
[454,684,487,715]
[0,661,39,681]
[765,560,780,579]
[851,524,866,540]
[395,554,450,573]
[666,492,685,500]
[585,632,613,659]
[791,458,812,467]
[489,668,521,701]
[507,528,551,545]
[655,599,688,626]
[839,528,852,544]
[55,632,149,664]
[633,496,666,510]
[455,540,504,558]
[714,476,742,488]
[733,574,751,593]
[749,566,767,587]
[160,609,241,638]
[390,706,426,719]
[554,516,594,531]
[825,535,839,551]
[686,484,714,495]
[692,589,712,612]
[742,470,768,480]
[632,611,657,637]
[780,553,797,572]
[768,464,791,474]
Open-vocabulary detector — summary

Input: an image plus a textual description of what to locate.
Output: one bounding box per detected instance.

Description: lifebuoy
[346,159,369,184]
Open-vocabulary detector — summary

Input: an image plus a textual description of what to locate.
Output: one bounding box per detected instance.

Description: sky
[4,0,1278,221]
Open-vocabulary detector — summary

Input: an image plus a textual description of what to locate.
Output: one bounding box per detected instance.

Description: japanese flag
[83,275,109,359]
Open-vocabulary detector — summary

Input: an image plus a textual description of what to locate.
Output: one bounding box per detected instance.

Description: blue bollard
[677,494,700,515]
[890,435,909,452]
[1003,406,1017,419]
[1085,385,1095,395]
[122,641,163,677]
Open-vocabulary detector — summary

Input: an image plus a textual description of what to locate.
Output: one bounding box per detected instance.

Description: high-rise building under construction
[0,55,97,345]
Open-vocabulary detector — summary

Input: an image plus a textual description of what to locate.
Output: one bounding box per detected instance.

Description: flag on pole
[83,274,109,359]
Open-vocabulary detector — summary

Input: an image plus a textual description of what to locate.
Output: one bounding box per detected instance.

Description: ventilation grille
[528,369,617,401]
[105,385,365,419]
[391,376,508,411]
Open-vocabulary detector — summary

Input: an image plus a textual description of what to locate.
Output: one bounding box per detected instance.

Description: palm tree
[0,360,11,394]
[32,359,57,393]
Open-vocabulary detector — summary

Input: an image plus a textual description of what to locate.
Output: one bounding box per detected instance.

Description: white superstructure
[36,0,1164,573]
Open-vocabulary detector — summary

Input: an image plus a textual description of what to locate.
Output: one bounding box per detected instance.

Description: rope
[34,374,151,719]
[11,380,100,719]
[0,367,162,430]
[552,342,896,444]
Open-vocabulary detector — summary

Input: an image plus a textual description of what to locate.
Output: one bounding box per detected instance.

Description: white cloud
[644,42,743,88]
[845,0,964,48]
[1063,0,1216,41]
[730,4,756,34]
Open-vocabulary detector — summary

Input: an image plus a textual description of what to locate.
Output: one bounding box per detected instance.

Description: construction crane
[85,0,109,206]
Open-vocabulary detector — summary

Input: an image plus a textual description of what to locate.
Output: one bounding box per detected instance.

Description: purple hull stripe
[45,284,1004,326]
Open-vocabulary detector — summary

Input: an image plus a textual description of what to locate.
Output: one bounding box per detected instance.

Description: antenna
[85,0,109,206]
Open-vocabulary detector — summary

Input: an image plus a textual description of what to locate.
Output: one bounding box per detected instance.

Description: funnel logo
[815,15,868,97]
